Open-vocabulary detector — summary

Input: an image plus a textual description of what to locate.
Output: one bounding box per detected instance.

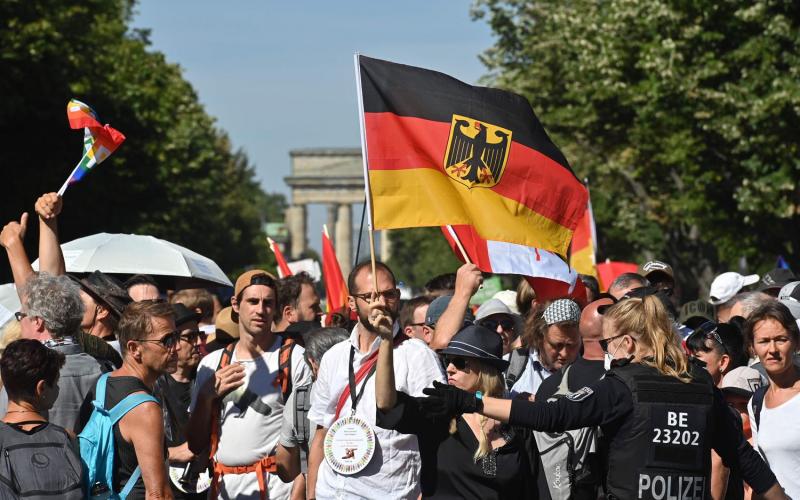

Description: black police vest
[605,363,714,500]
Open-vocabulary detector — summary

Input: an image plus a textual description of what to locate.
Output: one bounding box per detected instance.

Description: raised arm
[428,263,482,350]
[0,213,33,298]
[371,296,397,411]
[34,193,65,276]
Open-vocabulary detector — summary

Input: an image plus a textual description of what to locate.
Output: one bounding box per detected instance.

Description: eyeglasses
[599,333,627,353]
[693,322,725,353]
[133,330,181,350]
[14,312,27,322]
[481,318,516,331]
[179,330,206,344]
[352,288,401,303]
[441,356,469,371]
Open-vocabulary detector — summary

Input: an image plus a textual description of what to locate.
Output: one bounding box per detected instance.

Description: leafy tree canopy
[0,0,285,283]
[473,0,800,297]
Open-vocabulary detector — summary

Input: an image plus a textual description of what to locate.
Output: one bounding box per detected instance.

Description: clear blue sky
[132,1,495,253]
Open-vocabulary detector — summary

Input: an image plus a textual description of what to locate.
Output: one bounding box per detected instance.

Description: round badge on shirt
[323,415,376,475]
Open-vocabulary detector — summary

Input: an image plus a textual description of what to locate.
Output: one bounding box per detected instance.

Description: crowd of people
[0,191,799,500]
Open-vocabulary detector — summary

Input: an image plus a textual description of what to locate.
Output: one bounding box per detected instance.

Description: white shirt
[191,337,312,500]
[510,349,553,397]
[749,391,800,499]
[309,324,445,500]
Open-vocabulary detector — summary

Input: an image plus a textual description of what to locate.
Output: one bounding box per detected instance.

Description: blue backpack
[78,373,159,499]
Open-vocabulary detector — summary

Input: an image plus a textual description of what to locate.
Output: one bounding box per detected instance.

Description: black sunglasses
[133,330,181,350]
[441,356,469,371]
[599,333,626,353]
[14,312,27,322]
[481,318,515,331]
[179,330,206,344]
[352,288,401,303]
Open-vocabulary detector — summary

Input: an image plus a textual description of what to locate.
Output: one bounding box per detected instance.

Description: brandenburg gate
[284,148,391,277]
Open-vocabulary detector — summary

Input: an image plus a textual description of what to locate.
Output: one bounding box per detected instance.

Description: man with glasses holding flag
[306,261,444,500]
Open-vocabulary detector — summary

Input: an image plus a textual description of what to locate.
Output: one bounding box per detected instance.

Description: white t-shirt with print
[191,337,312,500]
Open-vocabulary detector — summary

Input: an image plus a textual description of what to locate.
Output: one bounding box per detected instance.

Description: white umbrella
[32,233,233,289]
[0,284,20,327]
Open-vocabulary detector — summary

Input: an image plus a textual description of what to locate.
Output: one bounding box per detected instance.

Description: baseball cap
[758,268,797,294]
[778,281,800,320]
[542,299,581,325]
[475,298,523,333]
[69,271,132,318]
[234,269,276,298]
[425,295,474,328]
[491,290,519,314]
[720,366,766,398]
[638,260,674,283]
[709,272,759,305]
[679,300,716,329]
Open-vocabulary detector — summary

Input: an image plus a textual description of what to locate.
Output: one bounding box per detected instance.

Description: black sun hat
[438,324,509,371]
[69,270,132,318]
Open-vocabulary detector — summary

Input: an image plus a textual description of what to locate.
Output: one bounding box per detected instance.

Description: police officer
[420,292,788,500]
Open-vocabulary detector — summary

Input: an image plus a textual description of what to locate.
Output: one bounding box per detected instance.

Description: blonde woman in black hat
[370,296,540,499]
[421,293,789,500]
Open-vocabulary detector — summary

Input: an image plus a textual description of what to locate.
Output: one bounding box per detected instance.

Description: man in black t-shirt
[156,303,206,499]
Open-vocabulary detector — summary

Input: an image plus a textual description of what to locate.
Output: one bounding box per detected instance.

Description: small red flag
[322,226,350,325]
[596,261,638,292]
[267,238,292,278]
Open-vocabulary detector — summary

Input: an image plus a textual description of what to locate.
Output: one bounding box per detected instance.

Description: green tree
[473,0,800,297]
[387,227,462,290]
[0,0,284,283]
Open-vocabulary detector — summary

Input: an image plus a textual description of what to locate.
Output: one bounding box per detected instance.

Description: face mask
[604,339,623,371]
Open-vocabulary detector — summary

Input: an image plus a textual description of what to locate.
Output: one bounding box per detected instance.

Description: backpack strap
[505,347,528,391]
[120,466,141,499]
[108,393,159,424]
[751,385,768,432]
[555,364,573,397]
[92,372,111,410]
[273,336,296,402]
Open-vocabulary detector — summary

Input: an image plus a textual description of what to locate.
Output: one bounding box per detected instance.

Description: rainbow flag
[59,99,126,195]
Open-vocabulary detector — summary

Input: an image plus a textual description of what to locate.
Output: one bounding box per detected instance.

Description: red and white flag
[267,237,293,279]
[442,225,585,303]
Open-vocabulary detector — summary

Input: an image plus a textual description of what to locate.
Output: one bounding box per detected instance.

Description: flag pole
[445,225,473,264]
[57,149,92,196]
[354,52,378,290]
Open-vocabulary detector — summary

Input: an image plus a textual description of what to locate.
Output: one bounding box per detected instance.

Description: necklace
[5,410,37,414]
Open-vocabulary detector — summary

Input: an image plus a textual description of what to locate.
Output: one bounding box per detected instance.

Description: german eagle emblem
[443,114,512,189]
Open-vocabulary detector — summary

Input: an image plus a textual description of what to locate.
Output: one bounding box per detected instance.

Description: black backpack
[0,421,83,499]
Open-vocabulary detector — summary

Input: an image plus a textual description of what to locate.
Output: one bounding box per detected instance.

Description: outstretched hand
[419,380,480,418]
[0,213,28,249]
[35,193,62,220]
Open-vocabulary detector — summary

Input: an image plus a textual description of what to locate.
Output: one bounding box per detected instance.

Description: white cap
[491,290,519,315]
[778,281,800,320]
[720,366,767,397]
[709,272,760,305]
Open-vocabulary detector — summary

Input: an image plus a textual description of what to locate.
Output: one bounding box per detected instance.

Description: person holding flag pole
[305,53,446,500]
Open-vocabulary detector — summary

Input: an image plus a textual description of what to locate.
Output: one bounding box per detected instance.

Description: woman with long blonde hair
[422,292,788,500]
[371,296,541,499]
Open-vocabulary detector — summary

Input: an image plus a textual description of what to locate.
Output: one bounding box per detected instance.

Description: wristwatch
[475,390,485,413]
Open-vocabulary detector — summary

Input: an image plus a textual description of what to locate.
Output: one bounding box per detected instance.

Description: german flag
[357,55,588,257]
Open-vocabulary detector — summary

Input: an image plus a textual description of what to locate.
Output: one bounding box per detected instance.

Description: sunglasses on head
[352,288,401,303]
[481,318,516,331]
[693,322,726,353]
[441,355,469,371]
[133,330,181,350]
